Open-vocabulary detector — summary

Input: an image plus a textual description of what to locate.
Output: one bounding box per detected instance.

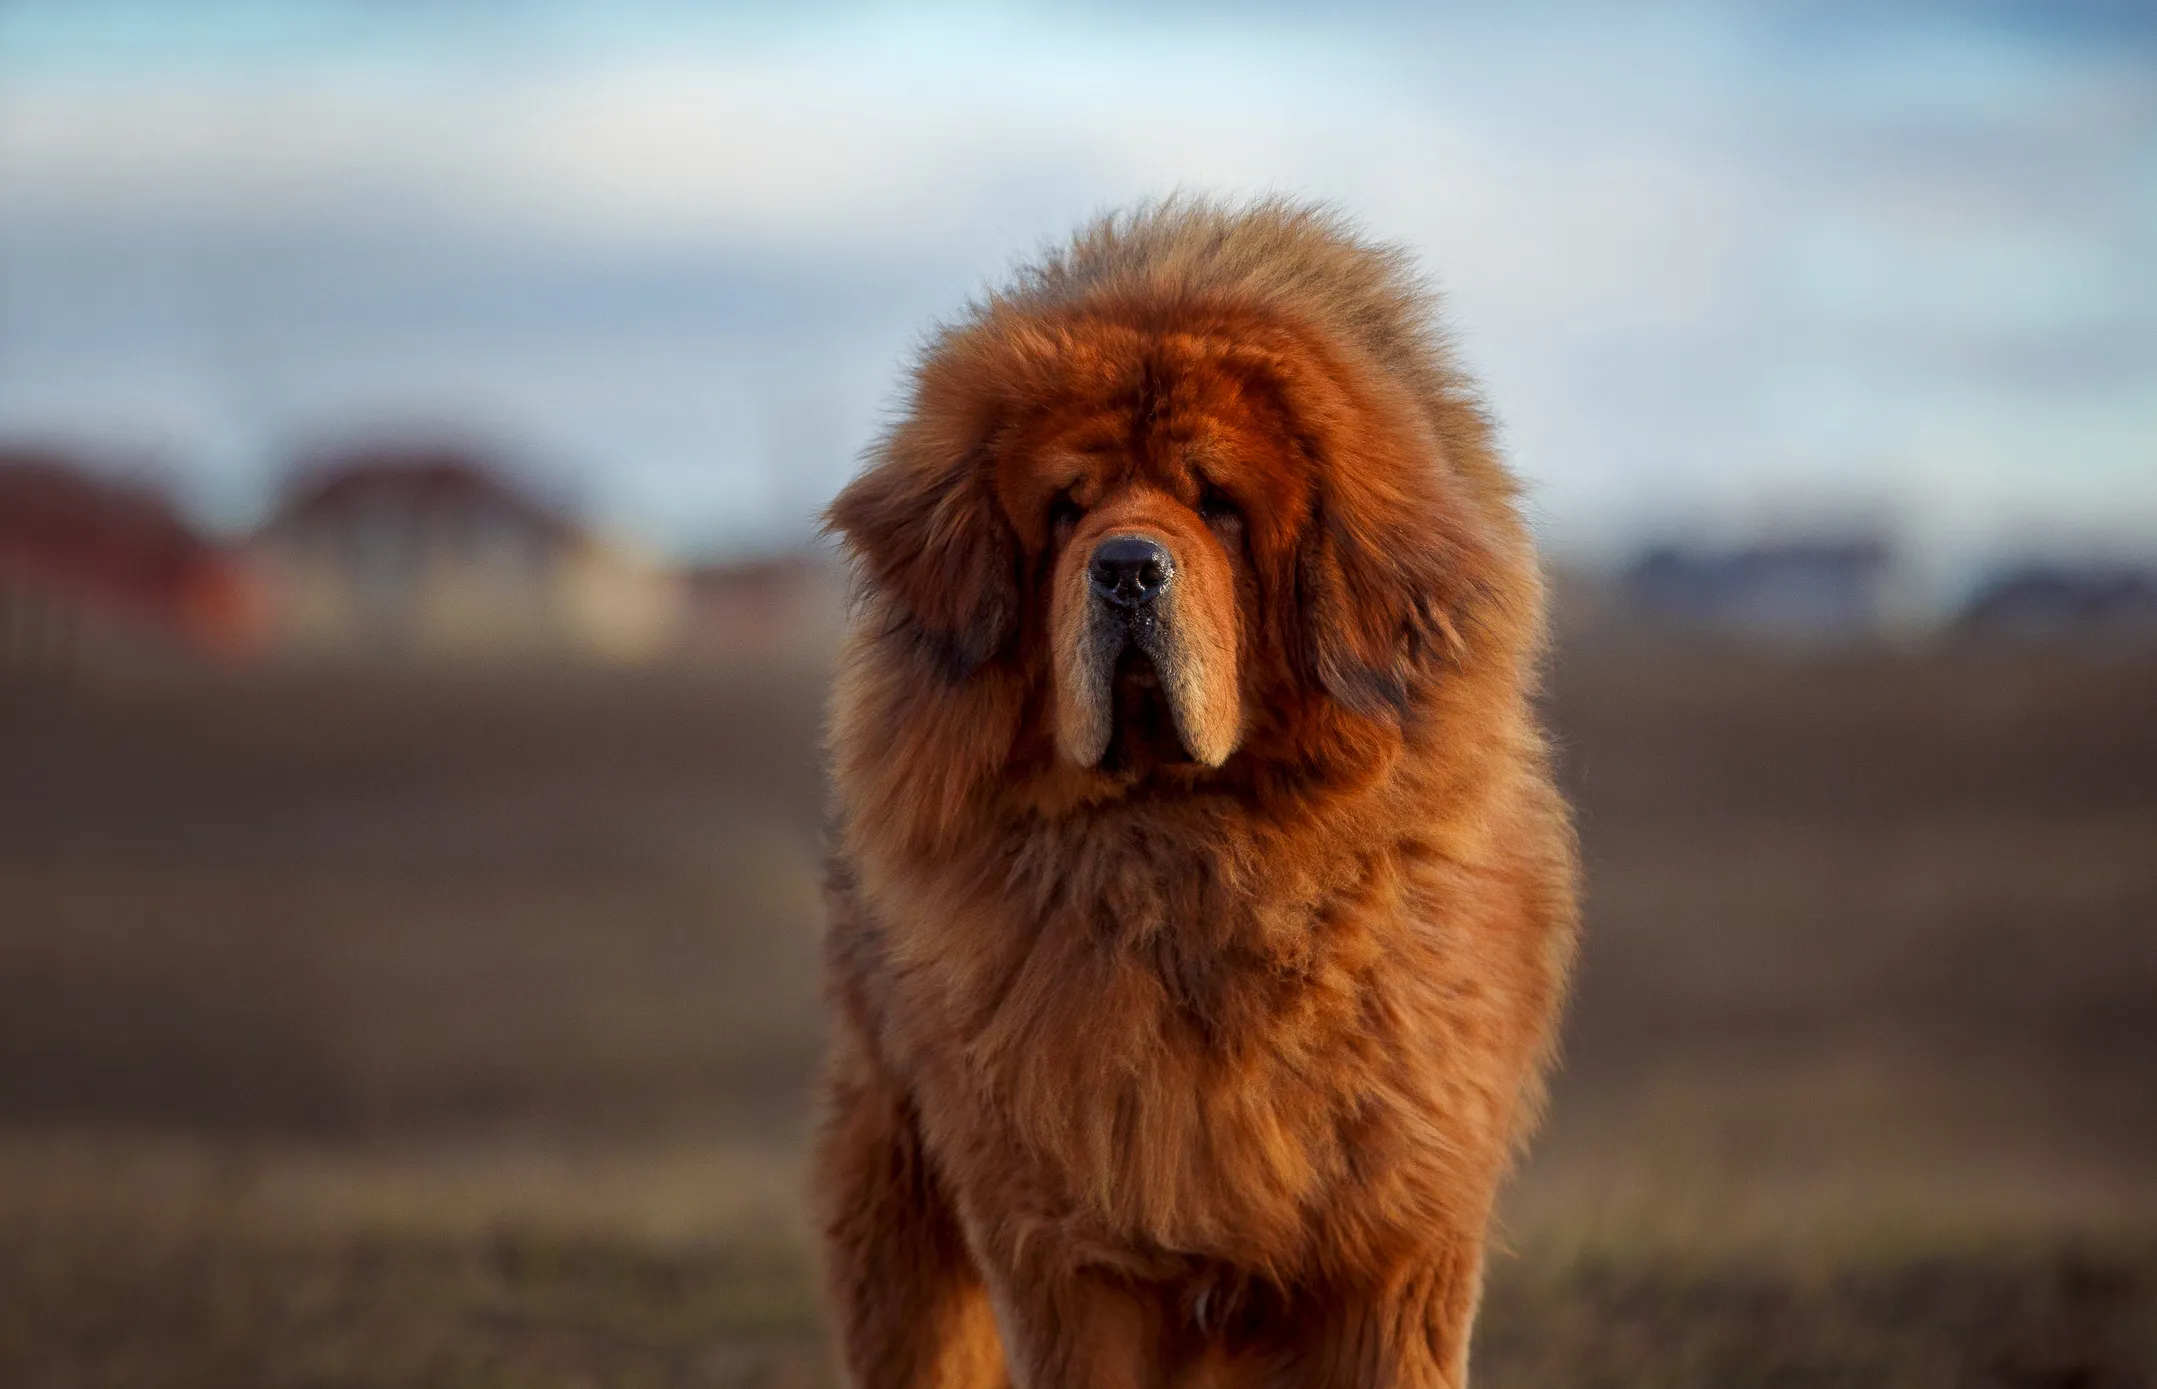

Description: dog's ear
[1296,486,1477,718]
[826,414,1019,680]
[1259,341,1494,719]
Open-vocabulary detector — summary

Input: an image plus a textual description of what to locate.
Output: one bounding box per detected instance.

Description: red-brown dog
[817,198,1578,1388]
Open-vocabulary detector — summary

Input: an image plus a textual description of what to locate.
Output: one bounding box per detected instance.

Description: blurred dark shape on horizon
[252,441,687,666]
[0,445,260,673]
[1619,536,1897,643]
[1960,562,2157,647]
[270,445,581,552]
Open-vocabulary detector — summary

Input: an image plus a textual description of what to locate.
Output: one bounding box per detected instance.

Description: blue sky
[1,1,2151,593]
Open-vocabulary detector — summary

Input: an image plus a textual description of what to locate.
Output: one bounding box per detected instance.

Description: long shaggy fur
[817,197,1579,1388]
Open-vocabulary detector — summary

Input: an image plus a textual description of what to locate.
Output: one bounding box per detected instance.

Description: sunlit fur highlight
[1048,547,1114,767]
[817,197,1579,1389]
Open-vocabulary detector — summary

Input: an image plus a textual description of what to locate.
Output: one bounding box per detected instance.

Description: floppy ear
[1276,359,1493,719]
[826,417,1019,680]
[1297,492,1476,717]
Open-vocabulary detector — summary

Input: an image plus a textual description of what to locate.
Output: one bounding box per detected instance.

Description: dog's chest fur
[878,828,1496,1274]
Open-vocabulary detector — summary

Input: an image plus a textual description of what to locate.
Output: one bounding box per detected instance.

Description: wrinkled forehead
[988,324,1311,543]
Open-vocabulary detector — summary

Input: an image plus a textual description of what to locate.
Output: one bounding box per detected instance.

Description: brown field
[1,637,2153,1387]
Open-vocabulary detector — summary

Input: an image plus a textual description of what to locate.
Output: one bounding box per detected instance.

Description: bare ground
[0,638,2152,1386]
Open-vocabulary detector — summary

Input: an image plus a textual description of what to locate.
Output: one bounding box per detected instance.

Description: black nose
[1088,534,1174,609]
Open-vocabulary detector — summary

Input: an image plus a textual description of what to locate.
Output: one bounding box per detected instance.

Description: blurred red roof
[265,447,576,543]
[0,447,258,656]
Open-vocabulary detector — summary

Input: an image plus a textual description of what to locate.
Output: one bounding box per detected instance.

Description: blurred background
[1,2,2152,1385]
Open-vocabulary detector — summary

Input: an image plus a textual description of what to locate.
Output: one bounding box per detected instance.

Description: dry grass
[0,1133,826,1389]
[1,640,2153,1385]
[0,1135,2148,1389]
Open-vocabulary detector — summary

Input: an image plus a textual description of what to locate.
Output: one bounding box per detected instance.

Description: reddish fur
[817,198,1579,1388]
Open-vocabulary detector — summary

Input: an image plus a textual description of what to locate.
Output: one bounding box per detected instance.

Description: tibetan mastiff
[816,199,1578,1388]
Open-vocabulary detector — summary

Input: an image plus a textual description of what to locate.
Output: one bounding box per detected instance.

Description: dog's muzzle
[1057,529,1237,771]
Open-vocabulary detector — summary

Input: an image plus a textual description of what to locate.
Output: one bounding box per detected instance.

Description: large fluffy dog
[816,199,1577,1388]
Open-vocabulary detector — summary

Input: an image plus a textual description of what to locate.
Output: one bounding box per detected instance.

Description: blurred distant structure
[1622,537,1895,643]
[1958,563,2157,646]
[0,447,260,674]
[251,446,684,664]
[679,555,844,666]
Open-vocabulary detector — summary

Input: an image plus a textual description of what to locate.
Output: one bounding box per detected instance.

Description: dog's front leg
[978,1260,1167,1389]
[1270,1240,1487,1389]
[814,1031,1009,1389]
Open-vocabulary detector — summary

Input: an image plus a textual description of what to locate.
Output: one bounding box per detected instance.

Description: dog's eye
[1197,485,1240,528]
[1048,493,1083,534]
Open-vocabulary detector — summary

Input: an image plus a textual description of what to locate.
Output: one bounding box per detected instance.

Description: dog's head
[829,207,1537,806]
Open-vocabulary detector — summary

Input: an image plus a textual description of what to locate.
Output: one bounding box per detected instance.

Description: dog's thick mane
[986,197,1519,510]
[1018,199,1441,397]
